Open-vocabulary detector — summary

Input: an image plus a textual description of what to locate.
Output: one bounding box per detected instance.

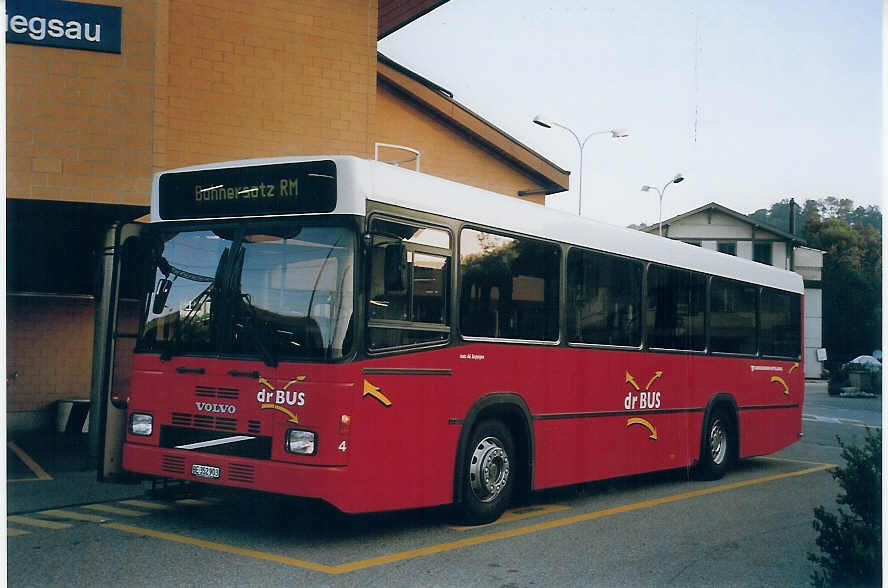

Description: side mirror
[152,278,173,314]
[383,243,407,292]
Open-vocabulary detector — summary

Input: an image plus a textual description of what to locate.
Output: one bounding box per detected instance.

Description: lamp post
[533,114,629,216]
[641,173,685,236]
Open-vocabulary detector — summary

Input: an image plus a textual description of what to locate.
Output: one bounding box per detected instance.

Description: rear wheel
[460,420,515,525]
[699,408,733,480]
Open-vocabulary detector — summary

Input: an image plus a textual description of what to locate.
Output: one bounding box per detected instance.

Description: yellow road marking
[7,442,52,481]
[757,456,836,467]
[7,515,71,530]
[119,499,175,511]
[105,464,833,575]
[83,504,149,517]
[175,498,219,507]
[105,523,338,574]
[38,509,109,523]
[7,527,30,536]
[445,504,569,531]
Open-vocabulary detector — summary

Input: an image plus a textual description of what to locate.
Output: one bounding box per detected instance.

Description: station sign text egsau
[5,0,121,54]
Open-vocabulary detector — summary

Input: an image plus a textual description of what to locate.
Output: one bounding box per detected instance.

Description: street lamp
[533,114,629,216]
[641,173,685,237]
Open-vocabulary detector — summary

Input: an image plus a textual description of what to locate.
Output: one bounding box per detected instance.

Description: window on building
[368,218,451,350]
[710,277,757,354]
[717,242,737,256]
[753,242,773,265]
[459,228,560,341]
[566,249,642,347]
[760,288,801,358]
[645,265,706,350]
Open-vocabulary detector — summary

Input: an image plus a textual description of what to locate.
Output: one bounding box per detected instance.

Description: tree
[802,201,882,360]
[750,198,801,235]
[808,429,881,587]
[750,197,881,360]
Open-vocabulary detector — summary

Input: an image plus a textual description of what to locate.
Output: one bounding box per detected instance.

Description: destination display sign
[158,160,337,220]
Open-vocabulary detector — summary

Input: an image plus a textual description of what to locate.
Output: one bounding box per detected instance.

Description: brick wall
[376,82,547,204]
[6,297,143,415]
[7,296,95,412]
[159,0,378,170]
[7,0,155,206]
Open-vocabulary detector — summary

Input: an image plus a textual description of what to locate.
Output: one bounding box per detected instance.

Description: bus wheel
[461,420,515,525]
[699,409,733,480]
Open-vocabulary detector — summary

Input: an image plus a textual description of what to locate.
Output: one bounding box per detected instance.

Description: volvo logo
[195,402,236,414]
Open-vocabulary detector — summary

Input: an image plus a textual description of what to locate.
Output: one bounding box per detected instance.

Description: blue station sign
[5,0,121,54]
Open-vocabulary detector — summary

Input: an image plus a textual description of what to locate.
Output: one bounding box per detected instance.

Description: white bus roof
[151,155,803,294]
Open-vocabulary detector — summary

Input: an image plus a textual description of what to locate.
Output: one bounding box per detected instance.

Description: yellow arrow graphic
[363,379,392,407]
[770,376,790,395]
[258,377,275,391]
[789,362,799,375]
[626,417,658,440]
[645,371,663,391]
[260,403,299,423]
[283,376,306,390]
[625,371,640,391]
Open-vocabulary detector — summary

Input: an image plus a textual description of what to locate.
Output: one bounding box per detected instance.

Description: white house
[644,202,824,378]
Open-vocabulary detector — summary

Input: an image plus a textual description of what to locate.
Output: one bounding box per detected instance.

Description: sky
[378,0,883,228]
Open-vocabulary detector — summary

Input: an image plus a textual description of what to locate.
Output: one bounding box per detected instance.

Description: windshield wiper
[160,283,213,361]
[235,295,277,367]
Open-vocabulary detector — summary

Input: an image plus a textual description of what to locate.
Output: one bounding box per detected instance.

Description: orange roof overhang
[379,0,451,39]
[377,55,570,193]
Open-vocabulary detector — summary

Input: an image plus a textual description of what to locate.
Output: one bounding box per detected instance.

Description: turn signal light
[339,414,351,435]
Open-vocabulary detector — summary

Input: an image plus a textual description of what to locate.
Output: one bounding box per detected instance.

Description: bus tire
[459,420,515,525]
[699,408,733,480]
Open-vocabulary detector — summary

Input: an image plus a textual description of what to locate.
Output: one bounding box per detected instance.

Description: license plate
[191,464,220,479]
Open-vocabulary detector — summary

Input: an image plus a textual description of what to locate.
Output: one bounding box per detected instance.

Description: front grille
[215,417,236,431]
[161,453,185,474]
[228,463,255,483]
[160,426,272,460]
[194,385,239,400]
[193,415,214,428]
[172,412,238,431]
[248,420,261,434]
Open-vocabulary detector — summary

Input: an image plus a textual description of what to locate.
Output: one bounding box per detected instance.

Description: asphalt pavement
[7,431,153,515]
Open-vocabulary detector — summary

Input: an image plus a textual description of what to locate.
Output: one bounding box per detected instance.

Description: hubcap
[469,436,511,503]
[710,419,727,465]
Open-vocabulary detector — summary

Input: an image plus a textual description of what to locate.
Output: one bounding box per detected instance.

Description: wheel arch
[452,392,534,505]
[699,393,740,464]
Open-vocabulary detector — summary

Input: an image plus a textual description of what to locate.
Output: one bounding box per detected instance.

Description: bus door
[89,222,149,482]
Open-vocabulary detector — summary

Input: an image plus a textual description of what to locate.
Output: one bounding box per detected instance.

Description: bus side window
[459,228,560,342]
[566,249,642,347]
[367,218,451,351]
[760,288,801,358]
[710,277,757,355]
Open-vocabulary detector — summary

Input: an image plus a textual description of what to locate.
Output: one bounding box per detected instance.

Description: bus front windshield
[137,223,355,363]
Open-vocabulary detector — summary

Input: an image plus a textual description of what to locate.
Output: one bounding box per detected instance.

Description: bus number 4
[338,441,347,452]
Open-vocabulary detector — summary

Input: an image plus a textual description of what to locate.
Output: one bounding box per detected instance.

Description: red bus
[92,156,803,524]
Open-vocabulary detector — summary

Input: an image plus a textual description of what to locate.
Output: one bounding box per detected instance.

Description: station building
[6,0,569,431]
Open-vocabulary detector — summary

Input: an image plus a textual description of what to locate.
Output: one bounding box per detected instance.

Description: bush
[808,428,881,587]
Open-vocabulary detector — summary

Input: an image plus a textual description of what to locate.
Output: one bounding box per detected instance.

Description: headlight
[130,413,153,436]
[286,429,316,455]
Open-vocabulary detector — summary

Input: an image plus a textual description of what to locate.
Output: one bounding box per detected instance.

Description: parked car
[828,355,882,396]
